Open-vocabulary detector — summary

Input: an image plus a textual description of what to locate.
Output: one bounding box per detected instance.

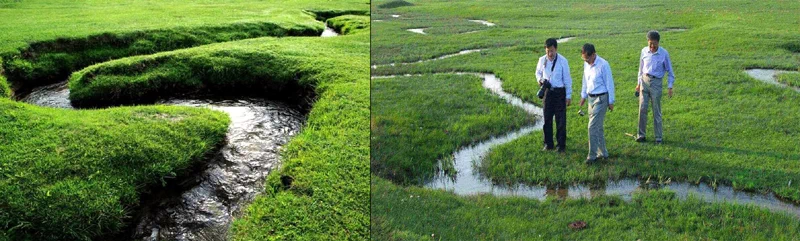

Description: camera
[537,79,551,99]
[635,90,640,98]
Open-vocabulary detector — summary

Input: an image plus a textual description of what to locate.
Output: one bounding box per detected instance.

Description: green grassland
[372,0,800,239]
[1,1,368,240]
[372,177,800,240]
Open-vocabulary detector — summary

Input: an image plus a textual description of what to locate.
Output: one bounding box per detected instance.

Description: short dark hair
[647,30,660,41]
[545,38,557,49]
[581,43,596,56]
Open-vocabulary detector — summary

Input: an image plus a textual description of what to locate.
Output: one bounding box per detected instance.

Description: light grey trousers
[638,75,663,141]
[588,94,608,159]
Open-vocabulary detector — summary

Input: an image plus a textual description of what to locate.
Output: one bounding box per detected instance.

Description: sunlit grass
[371,0,800,239]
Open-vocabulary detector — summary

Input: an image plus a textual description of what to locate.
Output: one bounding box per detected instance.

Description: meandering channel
[21,79,306,240]
[372,59,800,219]
[16,23,340,241]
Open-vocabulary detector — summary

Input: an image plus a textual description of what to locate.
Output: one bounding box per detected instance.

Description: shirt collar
[648,47,660,54]
[588,56,599,67]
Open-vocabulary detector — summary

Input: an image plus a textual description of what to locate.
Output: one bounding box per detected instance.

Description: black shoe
[655,140,662,145]
[635,137,646,143]
[584,158,597,165]
[542,146,554,151]
[557,148,566,153]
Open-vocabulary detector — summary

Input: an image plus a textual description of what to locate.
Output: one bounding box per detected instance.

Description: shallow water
[468,19,495,27]
[371,72,800,218]
[135,99,303,241]
[407,28,426,34]
[21,82,306,240]
[745,68,800,92]
[371,49,484,69]
[19,80,72,108]
[321,26,339,37]
[556,37,575,43]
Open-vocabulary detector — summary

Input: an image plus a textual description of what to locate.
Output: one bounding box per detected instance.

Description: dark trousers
[543,87,567,151]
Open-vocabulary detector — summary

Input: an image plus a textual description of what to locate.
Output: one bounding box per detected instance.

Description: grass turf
[1,0,369,240]
[777,72,800,87]
[371,0,800,239]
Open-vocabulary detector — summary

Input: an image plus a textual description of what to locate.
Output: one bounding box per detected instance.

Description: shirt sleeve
[535,56,544,84]
[604,61,615,105]
[664,50,675,88]
[581,63,588,100]
[638,49,644,87]
[562,56,572,99]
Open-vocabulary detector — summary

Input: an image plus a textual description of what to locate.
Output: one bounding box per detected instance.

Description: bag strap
[551,55,557,72]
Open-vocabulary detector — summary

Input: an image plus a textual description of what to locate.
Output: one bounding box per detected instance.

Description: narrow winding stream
[20,80,306,240]
[372,68,800,218]
[15,24,339,241]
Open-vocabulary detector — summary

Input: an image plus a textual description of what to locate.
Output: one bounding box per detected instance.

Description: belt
[646,74,661,79]
[551,87,565,90]
[588,92,607,97]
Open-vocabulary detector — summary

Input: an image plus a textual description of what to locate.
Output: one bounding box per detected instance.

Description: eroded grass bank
[0,100,229,240]
[59,15,372,240]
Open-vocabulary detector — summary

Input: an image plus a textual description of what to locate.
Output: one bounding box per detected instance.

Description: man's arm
[665,50,676,89]
[535,56,544,85]
[581,63,588,101]
[637,49,644,91]
[563,56,572,101]
[605,61,615,110]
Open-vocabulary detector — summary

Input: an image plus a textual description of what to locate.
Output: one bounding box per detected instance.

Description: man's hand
[668,88,673,98]
[566,99,571,106]
[609,104,614,112]
[579,98,586,108]
[635,84,640,92]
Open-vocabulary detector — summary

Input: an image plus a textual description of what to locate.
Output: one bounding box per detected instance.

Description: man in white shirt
[636,30,675,144]
[579,43,615,164]
[536,38,572,153]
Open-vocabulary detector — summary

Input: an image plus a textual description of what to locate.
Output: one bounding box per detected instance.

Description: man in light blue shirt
[536,38,572,152]
[579,43,615,164]
[636,30,675,144]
